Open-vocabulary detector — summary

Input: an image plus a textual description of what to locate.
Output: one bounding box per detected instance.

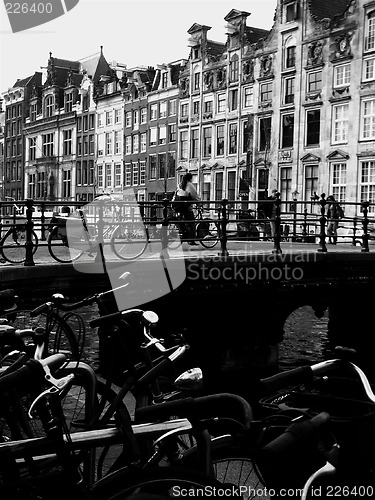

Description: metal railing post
[352,216,358,247]
[272,192,282,254]
[40,201,46,241]
[317,193,327,253]
[24,198,35,266]
[220,199,229,257]
[302,207,308,242]
[95,199,106,264]
[160,198,170,260]
[361,201,370,253]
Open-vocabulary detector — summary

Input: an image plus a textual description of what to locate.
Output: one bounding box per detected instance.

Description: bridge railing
[0,194,374,265]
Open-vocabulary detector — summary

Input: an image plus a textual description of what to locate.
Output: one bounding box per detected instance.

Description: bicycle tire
[0,229,38,263]
[91,466,232,500]
[167,222,183,250]
[197,221,219,249]
[7,309,80,362]
[110,223,148,260]
[47,226,84,263]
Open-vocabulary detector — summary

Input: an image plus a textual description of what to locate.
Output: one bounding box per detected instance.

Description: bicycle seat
[51,293,66,304]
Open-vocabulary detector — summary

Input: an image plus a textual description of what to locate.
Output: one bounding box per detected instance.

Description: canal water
[78,304,332,372]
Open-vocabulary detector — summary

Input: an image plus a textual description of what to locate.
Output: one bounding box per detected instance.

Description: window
[29,137,36,161]
[98,134,105,156]
[204,99,213,113]
[284,77,295,104]
[28,173,36,198]
[125,112,132,127]
[202,173,211,207]
[45,95,54,117]
[30,103,37,121]
[125,136,132,154]
[216,125,225,155]
[332,103,349,143]
[168,124,176,143]
[140,161,146,185]
[181,103,189,117]
[259,117,271,151]
[285,37,296,69]
[140,133,147,152]
[115,109,121,124]
[215,172,223,201]
[149,156,157,179]
[242,120,252,154]
[133,110,139,128]
[334,64,351,88]
[125,163,131,186]
[306,109,321,146]
[167,152,176,177]
[97,165,103,188]
[194,71,200,91]
[115,131,121,154]
[89,115,94,129]
[89,134,95,154]
[89,160,94,184]
[98,113,103,127]
[229,89,238,111]
[304,165,318,202]
[180,131,188,159]
[17,138,22,156]
[203,127,212,157]
[281,114,294,148]
[243,87,253,108]
[36,172,46,198]
[139,107,146,123]
[150,103,157,120]
[106,133,112,155]
[158,154,166,179]
[82,160,88,184]
[280,167,292,201]
[149,127,157,146]
[159,101,167,118]
[365,10,375,51]
[83,136,88,155]
[361,161,375,212]
[191,129,199,158]
[83,116,88,132]
[159,125,166,145]
[12,139,16,157]
[42,133,54,157]
[106,111,112,126]
[161,72,168,89]
[364,57,375,81]
[65,92,73,112]
[331,163,346,202]
[193,101,200,116]
[133,134,139,154]
[227,171,236,206]
[76,161,82,185]
[229,123,237,155]
[115,163,121,187]
[217,93,226,113]
[285,1,297,22]
[62,170,71,198]
[230,54,239,81]
[132,163,139,185]
[63,130,72,156]
[169,100,177,116]
[307,71,322,93]
[17,161,21,182]
[260,82,272,102]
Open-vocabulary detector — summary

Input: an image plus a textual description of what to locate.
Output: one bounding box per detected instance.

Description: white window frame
[243,86,254,109]
[332,103,349,144]
[361,98,375,140]
[98,113,103,127]
[132,134,139,154]
[140,132,147,152]
[140,161,146,185]
[334,63,351,88]
[159,101,167,118]
[125,163,132,186]
[365,10,375,52]
[217,93,226,113]
[363,56,375,82]
[115,163,122,187]
[125,136,132,155]
[331,162,347,203]
[115,131,121,154]
[132,163,139,186]
[115,109,121,124]
[141,107,147,123]
[360,160,375,213]
[150,103,158,120]
[125,112,132,127]
[106,111,113,126]
[169,99,177,116]
[159,125,166,145]
[149,127,157,147]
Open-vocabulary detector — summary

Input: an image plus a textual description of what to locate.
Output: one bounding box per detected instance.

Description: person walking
[174,172,200,245]
[326,195,344,244]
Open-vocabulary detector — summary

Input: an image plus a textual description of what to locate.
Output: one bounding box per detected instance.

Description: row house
[2,72,42,207]
[176,12,269,210]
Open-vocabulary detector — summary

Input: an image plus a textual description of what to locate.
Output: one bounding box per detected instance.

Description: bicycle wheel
[0,229,38,263]
[7,309,80,362]
[110,223,148,260]
[47,226,84,263]
[197,221,219,249]
[92,466,232,500]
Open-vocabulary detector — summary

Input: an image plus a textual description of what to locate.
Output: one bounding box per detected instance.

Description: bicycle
[47,205,149,263]
[0,198,38,264]
[0,355,233,500]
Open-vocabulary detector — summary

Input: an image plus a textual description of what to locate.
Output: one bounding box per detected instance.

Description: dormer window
[45,95,54,118]
[193,48,200,59]
[194,71,200,91]
[161,72,168,89]
[65,92,73,112]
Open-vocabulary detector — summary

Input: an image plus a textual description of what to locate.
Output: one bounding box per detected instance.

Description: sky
[0,0,277,93]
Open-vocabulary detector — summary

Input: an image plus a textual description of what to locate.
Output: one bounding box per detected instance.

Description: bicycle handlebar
[89,308,144,328]
[259,359,375,404]
[134,393,253,428]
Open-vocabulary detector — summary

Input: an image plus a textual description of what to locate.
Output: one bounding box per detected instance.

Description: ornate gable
[326,150,349,160]
[300,153,321,162]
